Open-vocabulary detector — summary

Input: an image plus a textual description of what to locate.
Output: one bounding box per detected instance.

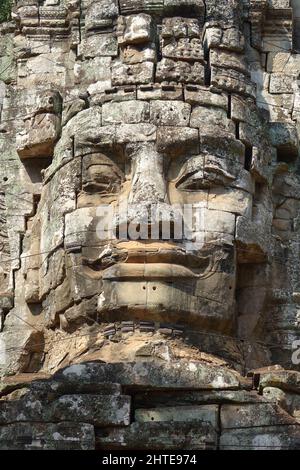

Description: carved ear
[16,91,62,164]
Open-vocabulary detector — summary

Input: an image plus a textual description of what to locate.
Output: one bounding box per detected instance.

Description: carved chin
[96,273,236,332]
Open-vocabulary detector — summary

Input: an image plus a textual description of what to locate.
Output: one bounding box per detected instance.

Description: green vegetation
[0,0,11,23]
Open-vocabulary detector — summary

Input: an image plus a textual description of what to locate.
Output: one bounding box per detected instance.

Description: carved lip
[123,249,211,269]
[88,246,212,269]
[83,248,213,279]
[102,263,199,280]
[83,243,224,280]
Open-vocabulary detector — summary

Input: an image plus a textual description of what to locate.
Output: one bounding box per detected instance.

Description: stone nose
[115,202,183,241]
[114,144,182,240]
[128,144,167,205]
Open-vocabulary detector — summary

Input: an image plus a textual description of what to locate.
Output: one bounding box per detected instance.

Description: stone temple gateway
[0,0,300,450]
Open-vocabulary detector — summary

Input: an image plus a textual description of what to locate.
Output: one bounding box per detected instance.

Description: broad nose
[129,144,166,205]
[115,205,181,241]
[115,144,182,240]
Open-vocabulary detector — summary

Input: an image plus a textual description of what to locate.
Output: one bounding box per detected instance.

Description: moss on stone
[0,0,11,23]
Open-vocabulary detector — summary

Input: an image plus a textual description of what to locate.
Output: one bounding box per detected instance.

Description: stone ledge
[0,393,131,427]
[96,421,217,450]
[0,421,95,450]
[259,370,300,394]
[221,403,297,429]
[54,361,242,391]
[220,425,300,450]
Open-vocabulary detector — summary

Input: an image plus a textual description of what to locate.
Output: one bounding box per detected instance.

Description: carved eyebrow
[204,161,237,179]
[83,154,125,176]
[176,165,235,184]
[175,169,202,188]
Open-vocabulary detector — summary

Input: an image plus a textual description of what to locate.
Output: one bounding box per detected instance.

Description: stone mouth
[82,246,226,280]
[102,262,199,279]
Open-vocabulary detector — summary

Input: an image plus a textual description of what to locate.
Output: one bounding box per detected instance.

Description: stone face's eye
[82,153,124,194]
[176,168,208,190]
[175,155,238,191]
[176,169,230,190]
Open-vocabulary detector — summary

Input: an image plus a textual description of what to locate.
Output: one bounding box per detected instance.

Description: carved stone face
[15,0,279,338]
[0,0,300,378]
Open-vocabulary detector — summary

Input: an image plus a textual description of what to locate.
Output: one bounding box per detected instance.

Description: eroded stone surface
[0,422,95,450]
[0,0,300,451]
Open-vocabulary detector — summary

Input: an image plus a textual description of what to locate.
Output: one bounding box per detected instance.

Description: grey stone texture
[0,0,300,450]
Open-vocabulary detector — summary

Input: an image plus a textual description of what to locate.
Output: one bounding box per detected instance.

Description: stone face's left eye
[175,155,238,191]
[204,159,237,183]
[176,168,211,190]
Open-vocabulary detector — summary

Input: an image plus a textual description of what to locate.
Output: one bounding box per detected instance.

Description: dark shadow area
[21,157,52,183]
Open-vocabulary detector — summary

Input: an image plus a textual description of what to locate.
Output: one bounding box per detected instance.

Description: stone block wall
[0,362,300,450]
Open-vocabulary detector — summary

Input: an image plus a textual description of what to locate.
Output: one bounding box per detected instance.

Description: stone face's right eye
[82,153,124,195]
